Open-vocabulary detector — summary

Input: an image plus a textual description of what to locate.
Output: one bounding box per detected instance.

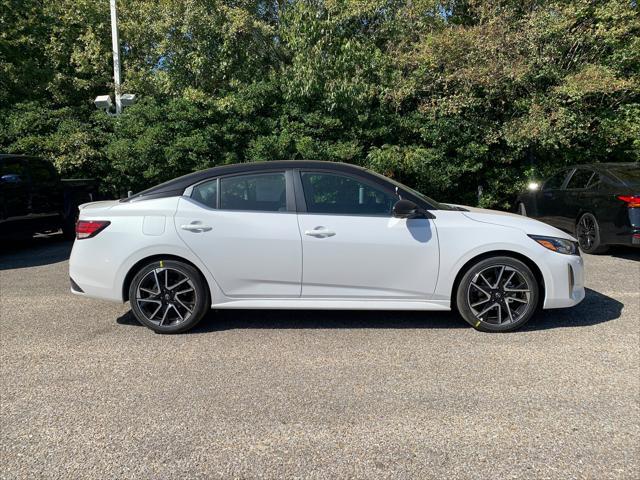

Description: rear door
[27,157,63,226]
[562,168,596,230]
[295,169,439,299]
[175,170,303,298]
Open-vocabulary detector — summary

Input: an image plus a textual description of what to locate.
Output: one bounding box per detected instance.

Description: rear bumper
[603,229,640,247]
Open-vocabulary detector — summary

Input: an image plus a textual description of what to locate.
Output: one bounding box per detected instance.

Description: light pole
[94,0,135,114]
[110,0,122,115]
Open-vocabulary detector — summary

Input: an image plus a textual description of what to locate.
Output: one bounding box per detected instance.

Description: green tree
[1,0,638,205]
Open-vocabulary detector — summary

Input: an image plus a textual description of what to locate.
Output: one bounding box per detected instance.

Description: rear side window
[543,170,568,190]
[191,179,218,208]
[29,159,58,184]
[566,169,594,189]
[300,172,396,215]
[609,166,640,185]
[220,173,286,212]
[587,174,601,189]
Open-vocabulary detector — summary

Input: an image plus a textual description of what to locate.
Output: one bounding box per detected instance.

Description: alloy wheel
[466,264,532,326]
[135,267,197,327]
[576,214,597,250]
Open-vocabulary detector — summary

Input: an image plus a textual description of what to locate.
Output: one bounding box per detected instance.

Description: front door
[175,171,302,298]
[295,170,439,299]
[538,169,570,228]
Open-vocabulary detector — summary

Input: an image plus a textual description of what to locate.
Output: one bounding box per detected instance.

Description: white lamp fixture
[94,95,113,111]
[120,93,136,107]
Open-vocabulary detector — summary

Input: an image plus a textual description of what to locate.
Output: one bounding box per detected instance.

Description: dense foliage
[1,0,638,206]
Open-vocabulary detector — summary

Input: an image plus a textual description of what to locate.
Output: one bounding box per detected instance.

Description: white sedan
[69,161,585,333]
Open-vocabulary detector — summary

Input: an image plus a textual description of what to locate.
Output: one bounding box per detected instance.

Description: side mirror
[393,199,426,219]
[0,174,22,184]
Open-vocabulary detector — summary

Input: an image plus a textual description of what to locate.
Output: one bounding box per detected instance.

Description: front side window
[543,170,568,190]
[220,173,286,212]
[566,169,594,190]
[191,178,218,209]
[0,159,28,183]
[301,172,396,215]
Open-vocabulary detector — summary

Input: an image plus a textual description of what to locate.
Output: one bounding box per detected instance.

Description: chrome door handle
[181,223,212,232]
[304,227,336,238]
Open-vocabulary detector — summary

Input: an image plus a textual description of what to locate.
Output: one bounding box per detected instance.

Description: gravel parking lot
[1,235,638,479]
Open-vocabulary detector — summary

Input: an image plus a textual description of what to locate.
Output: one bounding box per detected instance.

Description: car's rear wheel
[456,256,539,332]
[129,260,209,333]
[576,212,608,254]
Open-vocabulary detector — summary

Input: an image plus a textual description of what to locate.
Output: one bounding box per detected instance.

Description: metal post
[110,0,122,115]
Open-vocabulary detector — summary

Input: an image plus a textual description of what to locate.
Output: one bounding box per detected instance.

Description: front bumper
[542,253,585,309]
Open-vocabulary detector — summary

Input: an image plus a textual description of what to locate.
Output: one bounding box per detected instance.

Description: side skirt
[212,298,451,311]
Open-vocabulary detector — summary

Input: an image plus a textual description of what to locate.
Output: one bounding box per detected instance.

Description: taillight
[617,195,640,207]
[75,220,110,239]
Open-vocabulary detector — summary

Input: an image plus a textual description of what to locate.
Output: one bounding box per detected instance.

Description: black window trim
[187,169,295,214]
[293,168,401,218]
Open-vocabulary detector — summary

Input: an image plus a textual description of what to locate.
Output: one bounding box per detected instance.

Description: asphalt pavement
[1,235,638,479]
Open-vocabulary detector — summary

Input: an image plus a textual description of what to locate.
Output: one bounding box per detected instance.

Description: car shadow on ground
[521,288,624,331]
[0,233,72,270]
[607,245,640,261]
[116,287,623,333]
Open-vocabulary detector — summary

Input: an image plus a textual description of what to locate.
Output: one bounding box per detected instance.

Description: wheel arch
[450,250,545,310]
[575,208,596,226]
[122,254,212,303]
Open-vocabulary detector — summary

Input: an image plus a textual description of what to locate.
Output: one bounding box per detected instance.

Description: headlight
[528,235,579,255]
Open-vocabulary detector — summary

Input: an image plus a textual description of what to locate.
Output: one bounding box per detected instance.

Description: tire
[456,256,539,332]
[128,259,209,333]
[517,202,527,216]
[61,204,79,240]
[576,212,608,254]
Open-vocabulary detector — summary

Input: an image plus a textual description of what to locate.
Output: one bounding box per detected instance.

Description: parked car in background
[0,154,97,240]
[70,160,584,334]
[516,162,640,254]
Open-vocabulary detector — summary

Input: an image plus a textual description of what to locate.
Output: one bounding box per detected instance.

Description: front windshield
[367,170,457,210]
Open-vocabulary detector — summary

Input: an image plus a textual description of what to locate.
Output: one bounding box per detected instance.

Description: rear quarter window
[191,179,218,209]
[609,166,640,186]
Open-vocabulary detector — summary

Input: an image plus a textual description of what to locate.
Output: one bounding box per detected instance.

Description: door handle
[181,222,212,232]
[304,227,336,238]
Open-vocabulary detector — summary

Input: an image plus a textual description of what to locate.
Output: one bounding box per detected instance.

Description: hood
[450,204,577,241]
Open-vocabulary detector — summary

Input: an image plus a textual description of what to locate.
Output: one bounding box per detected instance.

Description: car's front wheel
[456,256,539,332]
[128,259,209,333]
